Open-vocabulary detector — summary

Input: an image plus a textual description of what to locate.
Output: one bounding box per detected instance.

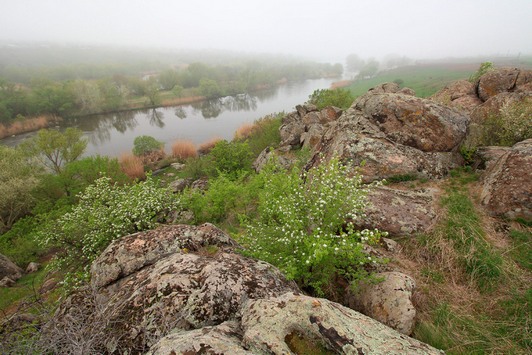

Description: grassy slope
[399,169,531,354]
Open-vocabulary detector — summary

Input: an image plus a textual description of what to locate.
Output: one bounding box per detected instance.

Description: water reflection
[174,107,187,119]
[148,109,165,128]
[191,93,258,119]
[1,78,337,156]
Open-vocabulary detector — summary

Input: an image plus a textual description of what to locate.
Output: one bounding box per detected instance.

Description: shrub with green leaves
[469,61,493,83]
[132,135,163,156]
[209,140,253,178]
[241,157,386,297]
[307,88,354,110]
[40,175,179,284]
[481,98,532,146]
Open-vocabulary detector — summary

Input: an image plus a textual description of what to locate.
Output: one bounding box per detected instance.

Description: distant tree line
[0,61,342,124]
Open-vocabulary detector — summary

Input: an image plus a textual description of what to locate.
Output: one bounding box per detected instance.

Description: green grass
[410,168,530,353]
[441,169,502,292]
[415,292,532,354]
[508,229,531,271]
[348,63,477,98]
[0,268,49,311]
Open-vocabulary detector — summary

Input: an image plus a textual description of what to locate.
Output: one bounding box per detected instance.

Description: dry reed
[171,140,197,161]
[0,115,61,139]
[234,123,255,141]
[197,137,222,155]
[119,153,146,180]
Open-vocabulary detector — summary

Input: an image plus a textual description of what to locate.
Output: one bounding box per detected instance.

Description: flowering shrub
[40,175,179,284]
[241,157,386,297]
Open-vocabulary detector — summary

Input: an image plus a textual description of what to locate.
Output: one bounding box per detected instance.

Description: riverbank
[0,79,336,140]
[0,115,62,139]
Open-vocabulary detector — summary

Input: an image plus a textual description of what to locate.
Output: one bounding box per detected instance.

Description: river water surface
[2,78,336,157]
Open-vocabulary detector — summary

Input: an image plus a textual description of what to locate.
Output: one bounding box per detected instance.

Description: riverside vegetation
[1,63,531,353]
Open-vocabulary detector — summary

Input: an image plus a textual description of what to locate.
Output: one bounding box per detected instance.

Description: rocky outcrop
[254,103,342,172]
[477,67,531,102]
[431,80,482,113]
[347,272,417,335]
[357,186,440,237]
[0,253,23,287]
[307,83,469,181]
[470,91,531,124]
[150,292,442,354]
[147,321,251,355]
[280,104,343,149]
[480,139,532,220]
[44,223,443,353]
[46,224,298,353]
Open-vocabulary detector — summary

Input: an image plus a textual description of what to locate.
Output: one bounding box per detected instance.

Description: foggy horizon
[1,0,531,64]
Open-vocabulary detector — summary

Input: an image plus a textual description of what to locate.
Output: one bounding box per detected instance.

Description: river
[1,78,337,157]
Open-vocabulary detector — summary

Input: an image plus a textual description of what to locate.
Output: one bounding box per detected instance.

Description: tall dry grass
[234,123,255,141]
[197,137,222,155]
[171,140,197,161]
[0,115,61,139]
[119,153,146,180]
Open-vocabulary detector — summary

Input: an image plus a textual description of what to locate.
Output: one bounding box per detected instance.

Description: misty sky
[0,0,530,62]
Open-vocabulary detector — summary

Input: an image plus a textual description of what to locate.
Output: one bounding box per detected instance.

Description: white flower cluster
[40,175,180,279]
[243,156,386,293]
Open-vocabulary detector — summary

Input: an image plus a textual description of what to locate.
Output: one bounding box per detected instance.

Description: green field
[348,63,479,98]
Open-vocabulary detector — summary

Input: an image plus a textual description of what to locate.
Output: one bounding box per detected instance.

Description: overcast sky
[0,0,530,62]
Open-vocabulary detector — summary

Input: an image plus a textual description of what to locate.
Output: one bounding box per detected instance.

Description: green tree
[0,146,41,232]
[28,79,74,116]
[33,156,130,207]
[158,69,180,91]
[357,58,380,79]
[199,78,223,98]
[144,78,161,106]
[346,54,365,73]
[21,128,87,174]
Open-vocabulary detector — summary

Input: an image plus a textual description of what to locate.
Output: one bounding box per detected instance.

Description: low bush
[39,175,179,287]
[245,114,282,156]
[480,98,532,147]
[307,88,354,110]
[209,140,253,179]
[241,157,386,298]
[132,135,163,157]
[469,61,493,83]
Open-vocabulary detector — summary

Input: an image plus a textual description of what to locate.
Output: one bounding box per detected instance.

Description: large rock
[308,86,468,181]
[480,139,532,220]
[346,272,417,335]
[470,91,531,124]
[240,292,440,354]
[431,80,482,113]
[279,104,342,149]
[147,321,251,355]
[0,253,23,284]
[357,186,439,236]
[477,67,531,102]
[356,91,468,152]
[46,224,298,353]
[150,292,442,354]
